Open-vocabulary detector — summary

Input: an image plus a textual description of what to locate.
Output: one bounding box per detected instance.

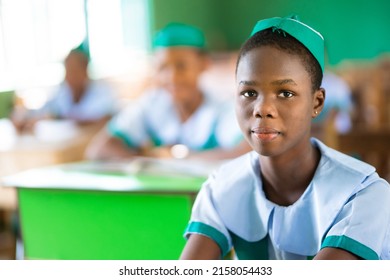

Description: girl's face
[235,45,324,158]
[64,53,88,93]
[154,48,208,104]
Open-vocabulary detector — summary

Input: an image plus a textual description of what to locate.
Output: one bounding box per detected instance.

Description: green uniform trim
[145,124,163,147]
[200,119,219,150]
[107,122,136,148]
[185,222,230,258]
[201,132,218,150]
[321,235,379,260]
[229,231,269,260]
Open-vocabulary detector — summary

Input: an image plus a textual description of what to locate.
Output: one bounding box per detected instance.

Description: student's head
[64,49,90,98]
[235,16,325,157]
[152,23,209,105]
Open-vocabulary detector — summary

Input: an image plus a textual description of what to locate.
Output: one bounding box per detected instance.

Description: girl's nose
[253,97,276,118]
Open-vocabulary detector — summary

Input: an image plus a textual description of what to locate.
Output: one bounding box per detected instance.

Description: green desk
[2,159,213,260]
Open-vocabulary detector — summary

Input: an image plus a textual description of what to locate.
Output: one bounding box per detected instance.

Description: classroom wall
[149,0,390,65]
[148,0,224,49]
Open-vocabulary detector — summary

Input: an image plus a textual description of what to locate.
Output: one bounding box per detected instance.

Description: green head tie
[72,38,90,61]
[153,22,206,50]
[250,15,324,72]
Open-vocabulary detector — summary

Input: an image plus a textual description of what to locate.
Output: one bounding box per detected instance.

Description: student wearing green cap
[86,23,250,161]
[181,16,390,260]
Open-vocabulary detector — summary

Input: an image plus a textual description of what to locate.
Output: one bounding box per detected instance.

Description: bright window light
[0,0,150,97]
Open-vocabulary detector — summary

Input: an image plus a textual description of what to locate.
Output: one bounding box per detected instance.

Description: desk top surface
[2,157,221,193]
[0,119,101,153]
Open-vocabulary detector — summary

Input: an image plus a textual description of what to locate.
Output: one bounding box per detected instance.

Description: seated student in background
[12,46,118,132]
[180,16,390,260]
[86,23,250,161]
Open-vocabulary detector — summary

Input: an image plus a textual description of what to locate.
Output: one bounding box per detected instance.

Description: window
[87,0,151,78]
[0,0,150,108]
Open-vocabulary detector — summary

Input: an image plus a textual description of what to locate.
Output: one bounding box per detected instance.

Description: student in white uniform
[41,72,117,124]
[180,15,390,260]
[86,23,250,161]
[12,47,118,131]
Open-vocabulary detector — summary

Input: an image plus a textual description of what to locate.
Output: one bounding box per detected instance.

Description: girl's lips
[251,127,281,142]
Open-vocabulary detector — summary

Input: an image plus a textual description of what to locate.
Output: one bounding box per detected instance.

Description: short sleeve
[321,179,390,259]
[184,172,233,257]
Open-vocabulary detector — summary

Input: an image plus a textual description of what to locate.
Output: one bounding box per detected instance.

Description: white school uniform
[108,88,243,150]
[41,80,117,121]
[184,138,390,259]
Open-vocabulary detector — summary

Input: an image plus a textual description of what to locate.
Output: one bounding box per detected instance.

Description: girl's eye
[242,91,257,98]
[278,91,294,98]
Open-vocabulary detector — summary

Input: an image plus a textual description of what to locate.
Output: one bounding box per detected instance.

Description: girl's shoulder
[313,138,376,177]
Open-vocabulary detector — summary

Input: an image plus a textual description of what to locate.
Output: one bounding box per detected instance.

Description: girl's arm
[180,234,221,260]
[314,247,360,260]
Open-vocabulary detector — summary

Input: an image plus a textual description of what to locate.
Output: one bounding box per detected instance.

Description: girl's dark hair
[236,28,323,92]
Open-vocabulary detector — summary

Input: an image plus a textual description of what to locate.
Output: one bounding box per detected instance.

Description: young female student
[180,16,390,260]
[86,23,250,161]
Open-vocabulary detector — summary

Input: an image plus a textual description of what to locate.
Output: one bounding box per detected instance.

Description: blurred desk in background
[336,128,390,181]
[1,158,217,260]
[0,120,103,211]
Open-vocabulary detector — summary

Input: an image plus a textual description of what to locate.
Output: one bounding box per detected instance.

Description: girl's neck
[70,81,89,104]
[259,140,321,206]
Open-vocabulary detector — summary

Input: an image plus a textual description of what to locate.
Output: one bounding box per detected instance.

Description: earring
[314,110,318,115]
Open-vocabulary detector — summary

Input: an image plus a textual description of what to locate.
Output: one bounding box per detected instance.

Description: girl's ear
[312,88,325,118]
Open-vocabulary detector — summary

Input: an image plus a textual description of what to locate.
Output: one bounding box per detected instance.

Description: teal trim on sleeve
[321,235,379,260]
[145,124,163,147]
[201,131,219,150]
[199,116,219,150]
[107,121,136,148]
[184,222,230,257]
[229,231,269,260]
